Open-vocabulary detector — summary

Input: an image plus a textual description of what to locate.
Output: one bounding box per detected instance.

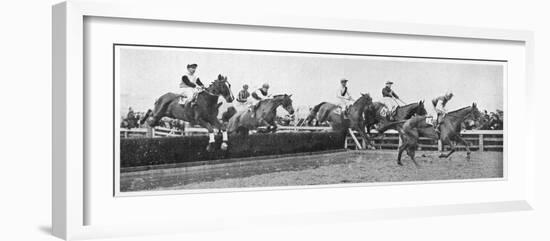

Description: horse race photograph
[115,44,505,194]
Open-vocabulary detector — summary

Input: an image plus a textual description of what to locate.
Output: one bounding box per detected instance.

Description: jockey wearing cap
[381,81,400,121]
[432,91,454,133]
[235,84,251,111]
[337,79,354,113]
[250,83,272,118]
[179,63,205,106]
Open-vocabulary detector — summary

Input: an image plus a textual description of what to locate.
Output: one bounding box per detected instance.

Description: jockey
[250,83,271,118]
[236,84,251,111]
[336,78,354,112]
[179,63,205,106]
[381,81,400,120]
[432,91,454,132]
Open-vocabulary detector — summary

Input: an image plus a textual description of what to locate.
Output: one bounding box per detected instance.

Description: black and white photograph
[116,44,505,193]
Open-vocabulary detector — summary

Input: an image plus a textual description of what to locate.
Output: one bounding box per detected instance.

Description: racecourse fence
[120,126,503,152]
[120,132,346,169]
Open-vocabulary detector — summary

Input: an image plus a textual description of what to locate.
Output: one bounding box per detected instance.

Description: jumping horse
[306,93,373,148]
[224,94,295,135]
[145,74,235,152]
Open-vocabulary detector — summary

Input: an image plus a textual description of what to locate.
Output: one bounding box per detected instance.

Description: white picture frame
[52,0,535,240]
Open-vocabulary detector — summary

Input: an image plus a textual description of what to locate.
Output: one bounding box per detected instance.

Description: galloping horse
[364,100,427,135]
[437,103,481,159]
[225,94,295,135]
[386,115,438,166]
[145,74,235,152]
[306,93,373,148]
[386,103,481,166]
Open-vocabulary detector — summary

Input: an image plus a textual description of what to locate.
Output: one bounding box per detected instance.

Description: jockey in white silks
[235,84,251,112]
[178,63,205,105]
[380,81,402,121]
[432,91,454,133]
[336,78,354,111]
[250,83,272,118]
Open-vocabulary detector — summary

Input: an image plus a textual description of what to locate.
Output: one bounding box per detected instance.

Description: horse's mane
[447,106,471,115]
[398,102,417,109]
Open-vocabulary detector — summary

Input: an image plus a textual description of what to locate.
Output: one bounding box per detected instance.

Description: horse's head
[357,93,373,108]
[415,100,428,116]
[275,94,295,115]
[470,102,481,120]
[208,74,235,103]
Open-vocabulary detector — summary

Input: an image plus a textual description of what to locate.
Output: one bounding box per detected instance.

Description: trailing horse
[384,116,437,166]
[306,93,373,148]
[146,74,235,152]
[224,94,295,135]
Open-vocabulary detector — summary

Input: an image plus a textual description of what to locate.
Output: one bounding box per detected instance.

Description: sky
[118,46,504,118]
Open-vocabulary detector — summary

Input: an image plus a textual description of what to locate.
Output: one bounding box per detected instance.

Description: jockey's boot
[343,106,350,119]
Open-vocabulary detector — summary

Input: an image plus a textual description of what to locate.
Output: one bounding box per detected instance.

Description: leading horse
[437,103,481,159]
[306,93,373,148]
[145,74,235,152]
[225,94,295,135]
[386,102,481,166]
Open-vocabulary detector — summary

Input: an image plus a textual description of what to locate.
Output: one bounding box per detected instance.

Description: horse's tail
[222,106,237,122]
[139,109,153,126]
[305,102,326,125]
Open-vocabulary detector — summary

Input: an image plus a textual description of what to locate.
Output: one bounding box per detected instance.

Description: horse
[146,74,235,152]
[382,116,437,166]
[437,103,481,159]
[364,100,427,135]
[224,94,295,135]
[306,93,373,148]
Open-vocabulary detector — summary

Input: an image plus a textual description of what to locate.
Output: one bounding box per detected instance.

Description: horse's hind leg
[397,144,407,166]
[407,147,420,167]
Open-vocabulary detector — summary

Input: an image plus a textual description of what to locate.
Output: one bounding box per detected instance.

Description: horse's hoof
[397,162,403,166]
[220,142,228,151]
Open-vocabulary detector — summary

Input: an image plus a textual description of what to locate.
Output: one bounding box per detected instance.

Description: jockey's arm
[435,99,446,113]
[195,78,205,88]
[391,91,399,99]
[253,90,269,100]
[181,75,196,88]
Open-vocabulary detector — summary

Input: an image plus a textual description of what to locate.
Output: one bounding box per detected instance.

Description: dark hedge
[121,132,346,168]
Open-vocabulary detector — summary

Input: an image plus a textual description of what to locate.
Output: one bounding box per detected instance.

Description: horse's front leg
[268,122,278,133]
[455,135,471,161]
[439,138,456,158]
[210,117,229,151]
[355,123,371,149]
[197,119,216,152]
